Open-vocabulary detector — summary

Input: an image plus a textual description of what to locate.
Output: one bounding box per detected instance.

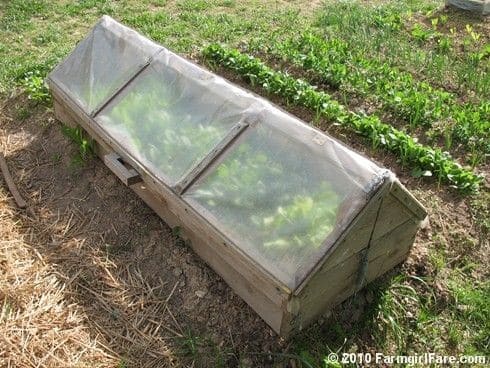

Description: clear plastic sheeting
[49,16,162,113]
[184,112,385,288]
[96,49,261,185]
[48,16,389,290]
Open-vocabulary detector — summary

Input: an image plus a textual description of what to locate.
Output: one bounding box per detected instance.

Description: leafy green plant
[411,23,433,43]
[21,70,51,105]
[61,125,95,165]
[437,36,452,53]
[372,8,402,31]
[203,44,483,193]
[264,33,490,159]
[189,125,344,265]
[314,1,489,101]
[100,74,230,183]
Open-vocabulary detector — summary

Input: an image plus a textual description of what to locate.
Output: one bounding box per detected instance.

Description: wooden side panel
[317,189,412,276]
[318,198,379,274]
[372,193,413,241]
[54,98,78,128]
[133,183,285,332]
[390,181,427,221]
[284,181,423,336]
[53,91,427,338]
[283,218,419,336]
[53,97,287,334]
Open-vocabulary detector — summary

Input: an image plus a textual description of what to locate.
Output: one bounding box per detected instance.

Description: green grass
[0,0,489,366]
[61,125,95,167]
[0,0,307,94]
[0,0,49,32]
[314,1,490,101]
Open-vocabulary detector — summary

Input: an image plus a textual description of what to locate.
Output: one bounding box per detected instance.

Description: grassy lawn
[0,0,489,367]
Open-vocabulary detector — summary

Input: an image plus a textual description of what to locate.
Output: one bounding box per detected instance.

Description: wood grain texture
[103,152,142,186]
[283,177,423,335]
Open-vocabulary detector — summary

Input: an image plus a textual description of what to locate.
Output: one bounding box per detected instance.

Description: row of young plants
[264,33,490,162]
[380,9,489,62]
[202,44,483,193]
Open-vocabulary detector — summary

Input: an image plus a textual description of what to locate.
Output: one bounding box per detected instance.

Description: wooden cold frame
[51,84,427,337]
[48,33,427,335]
[51,83,290,333]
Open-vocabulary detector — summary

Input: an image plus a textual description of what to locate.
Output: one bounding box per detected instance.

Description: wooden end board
[284,177,423,335]
[282,218,419,335]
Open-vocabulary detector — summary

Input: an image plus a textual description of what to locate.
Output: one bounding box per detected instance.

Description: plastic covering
[49,16,162,114]
[49,16,388,290]
[96,49,262,185]
[184,112,385,288]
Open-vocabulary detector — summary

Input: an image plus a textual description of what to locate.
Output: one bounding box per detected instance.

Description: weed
[51,152,62,165]
[411,24,433,43]
[61,125,95,166]
[171,226,183,238]
[21,70,51,105]
[15,106,31,121]
[177,329,233,367]
[178,329,203,359]
[437,36,452,53]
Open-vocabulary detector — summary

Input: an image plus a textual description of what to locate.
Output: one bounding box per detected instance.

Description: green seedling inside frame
[98,66,238,185]
[187,124,348,280]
